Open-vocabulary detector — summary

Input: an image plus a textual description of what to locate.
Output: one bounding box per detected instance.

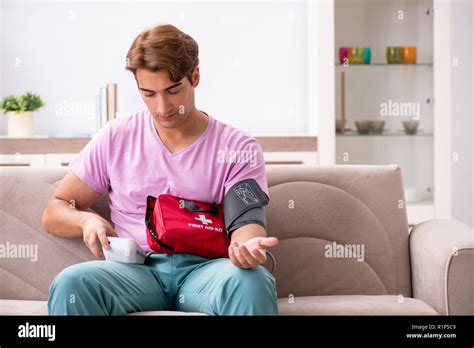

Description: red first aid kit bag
[145,194,230,259]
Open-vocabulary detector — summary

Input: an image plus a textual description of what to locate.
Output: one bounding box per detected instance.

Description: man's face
[135,68,199,129]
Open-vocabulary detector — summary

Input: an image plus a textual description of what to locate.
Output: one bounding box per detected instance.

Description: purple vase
[339,47,349,65]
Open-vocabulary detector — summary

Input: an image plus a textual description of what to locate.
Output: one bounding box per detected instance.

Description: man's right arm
[41,171,116,258]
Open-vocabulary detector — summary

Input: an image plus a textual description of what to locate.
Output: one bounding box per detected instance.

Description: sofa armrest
[410,219,474,315]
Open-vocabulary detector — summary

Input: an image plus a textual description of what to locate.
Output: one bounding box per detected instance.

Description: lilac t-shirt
[68,109,269,252]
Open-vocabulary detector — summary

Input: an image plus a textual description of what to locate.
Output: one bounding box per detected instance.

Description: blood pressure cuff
[224,179,270,237]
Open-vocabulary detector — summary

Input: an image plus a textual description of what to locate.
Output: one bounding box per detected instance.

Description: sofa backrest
[0,165,411,301]
[266,165,412,298]
[1,167,99,301]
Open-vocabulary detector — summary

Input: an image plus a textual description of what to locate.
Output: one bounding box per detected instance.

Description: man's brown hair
[126,24,199,84]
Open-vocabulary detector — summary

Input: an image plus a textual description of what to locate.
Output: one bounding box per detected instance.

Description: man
[42,24,279,315]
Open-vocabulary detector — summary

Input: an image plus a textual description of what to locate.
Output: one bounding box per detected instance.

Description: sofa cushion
[2,296,437,316]
[277,295,438,315]
[0,300,207,316]
[0,299,49,315]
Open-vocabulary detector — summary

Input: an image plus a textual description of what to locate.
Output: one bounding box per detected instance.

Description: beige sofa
[1,165,473,315]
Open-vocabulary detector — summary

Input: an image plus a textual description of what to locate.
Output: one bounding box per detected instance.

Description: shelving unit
[334,0,434,225]
[336,132,433,137]
[335,63,433,66]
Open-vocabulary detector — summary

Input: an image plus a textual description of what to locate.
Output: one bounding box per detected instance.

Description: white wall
[1,0,319,136]
[310,0,334,164]
[433,0,452,219]
[0,0,4,134]
[434,0,473,227]
[449,0,473,227]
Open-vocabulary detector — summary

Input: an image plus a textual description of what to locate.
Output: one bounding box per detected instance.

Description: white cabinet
[2,151,319,167]
[0,154,45,167]
[0,153,76,167]
[263,152,318,165]
[1,151,316,168]
[45,154,77,168]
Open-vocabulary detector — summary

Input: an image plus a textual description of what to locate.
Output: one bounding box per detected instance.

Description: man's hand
[229,236,278,269]
[81,215,118,259]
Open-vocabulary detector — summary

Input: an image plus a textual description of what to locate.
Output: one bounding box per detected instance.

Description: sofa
[1,165,473,315]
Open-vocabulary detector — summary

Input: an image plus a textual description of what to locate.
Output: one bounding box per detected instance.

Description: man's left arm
[222,139,278,269]
[231,223,266,245]
[228,223,278,269]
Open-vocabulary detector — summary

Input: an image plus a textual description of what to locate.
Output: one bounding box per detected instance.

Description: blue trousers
[48,253,278,315]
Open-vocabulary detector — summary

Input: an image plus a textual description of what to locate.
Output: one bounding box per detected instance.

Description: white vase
[7,111,34,138]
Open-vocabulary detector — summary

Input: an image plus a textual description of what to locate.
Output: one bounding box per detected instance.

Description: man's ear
[191,67,200,87]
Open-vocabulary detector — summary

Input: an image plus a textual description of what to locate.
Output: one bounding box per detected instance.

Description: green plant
[1,92,45,114]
